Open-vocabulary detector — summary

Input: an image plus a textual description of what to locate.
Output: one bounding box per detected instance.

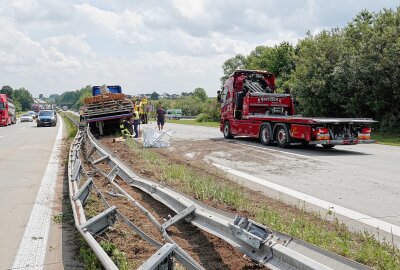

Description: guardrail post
[73,178,93,206]
[162,205,196,231]
[138,243,175,270]
[81,206,117,236]
[71,159,82,182]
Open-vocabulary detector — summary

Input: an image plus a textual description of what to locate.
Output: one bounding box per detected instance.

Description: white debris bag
[142,126,174,148]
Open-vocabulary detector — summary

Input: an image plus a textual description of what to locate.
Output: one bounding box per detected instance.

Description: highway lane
[164,123,400,241]
[0,119,60,269]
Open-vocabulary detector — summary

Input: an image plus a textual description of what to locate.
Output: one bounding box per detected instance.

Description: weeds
[78,237,130,269]
[53,213,64,224]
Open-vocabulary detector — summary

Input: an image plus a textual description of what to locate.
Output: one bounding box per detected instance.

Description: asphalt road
[0,119,59,269]
[166,123,400,241]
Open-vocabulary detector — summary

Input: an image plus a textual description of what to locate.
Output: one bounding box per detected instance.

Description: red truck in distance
[0,94,17,126]
[219,69,376,148]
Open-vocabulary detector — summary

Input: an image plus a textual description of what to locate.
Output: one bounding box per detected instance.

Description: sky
[0,1,398,97]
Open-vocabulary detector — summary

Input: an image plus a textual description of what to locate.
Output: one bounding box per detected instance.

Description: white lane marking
[12,118,63,269]
[0,135,3,138]
[213,162,400,237]
[19,127,26,130]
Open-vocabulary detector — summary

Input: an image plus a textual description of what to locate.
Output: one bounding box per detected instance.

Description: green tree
[290,29,343,116]
[1,85,13,99]
[74,85,92,109]
[220,54,247,83]
[56,91,80,108]
[13,88,34,111]
[150,91,159,100]
[333,9,400,131]
[246,43,295,90]
[192,87,208,102]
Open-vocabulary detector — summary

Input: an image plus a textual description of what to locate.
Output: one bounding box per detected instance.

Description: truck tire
[322,144,335,149]
[223,121,234,139]
[275,124,290,148]
[260,123,273,146]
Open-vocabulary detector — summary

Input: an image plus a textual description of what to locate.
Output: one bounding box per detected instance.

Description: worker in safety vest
[119,118,131,138]
[132,110,140,138]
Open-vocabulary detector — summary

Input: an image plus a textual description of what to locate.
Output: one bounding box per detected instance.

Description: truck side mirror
[217,91,222,103]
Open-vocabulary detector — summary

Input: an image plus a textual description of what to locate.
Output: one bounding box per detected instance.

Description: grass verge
[167,119,219,128]
[61,113,78,139]
[124,138,400,270]
[374,132,400,146]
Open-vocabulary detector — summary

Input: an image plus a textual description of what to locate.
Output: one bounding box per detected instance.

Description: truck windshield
[0,102,5,110]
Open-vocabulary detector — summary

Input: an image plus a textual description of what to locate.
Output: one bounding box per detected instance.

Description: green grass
[167,119,220,128]
[125,139,246,209]
[61,113,78,139]
[373,132,400,146]
[124,138,400,270]
[68,113,80,122]
[79,239,129,270]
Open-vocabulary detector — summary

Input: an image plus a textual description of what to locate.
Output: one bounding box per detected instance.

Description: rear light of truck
[358,127,371,140]
[313,128,330,140]
[361,127,371,133]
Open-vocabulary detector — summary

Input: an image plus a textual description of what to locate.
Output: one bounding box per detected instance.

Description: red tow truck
[219,69,376,148]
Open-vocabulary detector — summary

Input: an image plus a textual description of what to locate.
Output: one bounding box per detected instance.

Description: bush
[196,113,211,122]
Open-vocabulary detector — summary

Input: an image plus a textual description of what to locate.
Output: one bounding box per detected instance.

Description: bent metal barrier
[66,115,371,270]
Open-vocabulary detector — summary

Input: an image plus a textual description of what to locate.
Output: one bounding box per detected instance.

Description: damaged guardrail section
[67,116,370,270]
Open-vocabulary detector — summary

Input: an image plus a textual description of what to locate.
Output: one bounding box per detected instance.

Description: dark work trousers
[133,119,139,138]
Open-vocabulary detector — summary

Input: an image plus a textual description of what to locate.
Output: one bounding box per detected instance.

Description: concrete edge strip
[213,162,400,237]
[12,118,63,269]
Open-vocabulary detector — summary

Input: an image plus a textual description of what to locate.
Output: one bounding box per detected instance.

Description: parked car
[20,113,33,122]
[37,110,57,127]
[166,109,182,120]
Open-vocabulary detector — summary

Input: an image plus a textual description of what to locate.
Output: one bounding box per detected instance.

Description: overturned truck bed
[83,86,134,136]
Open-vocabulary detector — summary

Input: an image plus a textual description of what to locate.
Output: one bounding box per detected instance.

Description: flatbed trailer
[219,70,377,148]
[83,85,133,136]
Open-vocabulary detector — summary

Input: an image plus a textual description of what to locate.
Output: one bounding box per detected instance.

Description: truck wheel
[322,144,335,149]
[275,125,290,148]
[260,123,273,145]
[223,121,234,139]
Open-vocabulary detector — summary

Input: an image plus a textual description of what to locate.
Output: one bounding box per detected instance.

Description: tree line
[221,8,400,132]
[0,85,34,111]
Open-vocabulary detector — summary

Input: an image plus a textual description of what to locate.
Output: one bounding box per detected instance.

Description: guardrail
[66,115,371,270]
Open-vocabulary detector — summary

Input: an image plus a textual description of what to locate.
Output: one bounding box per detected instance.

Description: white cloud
[0,0,398,97]
[75,3,152,45]
[171,0,209,19]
